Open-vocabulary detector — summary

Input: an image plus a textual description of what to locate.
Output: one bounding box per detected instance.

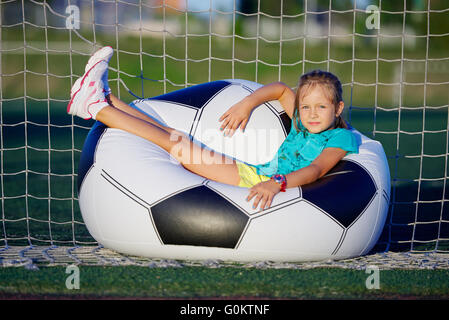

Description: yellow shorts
[236,161,270,188]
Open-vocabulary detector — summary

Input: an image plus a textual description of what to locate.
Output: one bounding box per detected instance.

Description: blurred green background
[1,0,449,252]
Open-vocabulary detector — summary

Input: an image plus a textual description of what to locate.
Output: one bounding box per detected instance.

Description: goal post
[0,0,448,266]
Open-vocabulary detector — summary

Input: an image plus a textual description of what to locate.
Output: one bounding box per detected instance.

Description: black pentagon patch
[149,80,231,109]
[279,112,291,136]
[302,160,377,228]
[151,186,249,248]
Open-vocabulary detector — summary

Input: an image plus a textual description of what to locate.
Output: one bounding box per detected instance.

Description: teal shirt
[255,118,359,176]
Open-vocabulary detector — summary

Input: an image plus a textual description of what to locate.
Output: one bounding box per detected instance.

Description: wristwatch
[271,174,287,192]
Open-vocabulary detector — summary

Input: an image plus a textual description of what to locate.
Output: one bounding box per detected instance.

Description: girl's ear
[335,101,344,117]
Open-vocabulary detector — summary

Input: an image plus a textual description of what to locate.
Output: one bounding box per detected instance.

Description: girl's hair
[292,69,348,132]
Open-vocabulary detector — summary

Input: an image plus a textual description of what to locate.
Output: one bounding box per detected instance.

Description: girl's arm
[239,82,296,118]
[219,82,296,137]
[247,147,347,211]
[285,147,348,188]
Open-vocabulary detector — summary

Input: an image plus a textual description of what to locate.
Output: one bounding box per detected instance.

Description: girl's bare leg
[106,93,174,134]
[96,104,241,186]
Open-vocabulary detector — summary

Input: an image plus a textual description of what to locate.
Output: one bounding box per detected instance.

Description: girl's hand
[246,179,281,211]
[218,99,252,137]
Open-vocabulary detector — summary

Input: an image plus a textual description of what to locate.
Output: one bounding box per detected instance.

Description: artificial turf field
[1,266,449,300]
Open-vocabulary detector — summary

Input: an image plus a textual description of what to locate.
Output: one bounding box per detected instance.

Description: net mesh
[1,0,448,268]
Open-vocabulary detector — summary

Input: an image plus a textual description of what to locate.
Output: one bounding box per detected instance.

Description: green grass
[1,266,449,299]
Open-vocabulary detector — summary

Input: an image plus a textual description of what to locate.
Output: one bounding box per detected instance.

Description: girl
[68,47,358,211]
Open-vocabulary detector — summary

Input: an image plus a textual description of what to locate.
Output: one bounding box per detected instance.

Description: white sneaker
[85,46,113,95]
[67,61,109,120]
[70,46,114,98]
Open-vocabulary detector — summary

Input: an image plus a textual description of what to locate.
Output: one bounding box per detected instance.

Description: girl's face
[298,85,344,134]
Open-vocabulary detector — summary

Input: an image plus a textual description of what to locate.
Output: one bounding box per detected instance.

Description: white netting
[0,0,448,268]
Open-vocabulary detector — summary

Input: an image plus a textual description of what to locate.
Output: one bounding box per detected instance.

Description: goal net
[1,0,448,268]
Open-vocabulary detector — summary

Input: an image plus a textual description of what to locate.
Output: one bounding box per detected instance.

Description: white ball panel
[78,167,102,241]
[129,100,167,127]
[264,99,285,114]
[335,193,381,258]
[223,79,263,91]
[139,100,197,135]
[360,193,389,256]
[94,174,160,245]
[94,128,204,206]
[195,85,285,164]
[223,79,288,114]
[239,201,344,256]
[346,129,391,193]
